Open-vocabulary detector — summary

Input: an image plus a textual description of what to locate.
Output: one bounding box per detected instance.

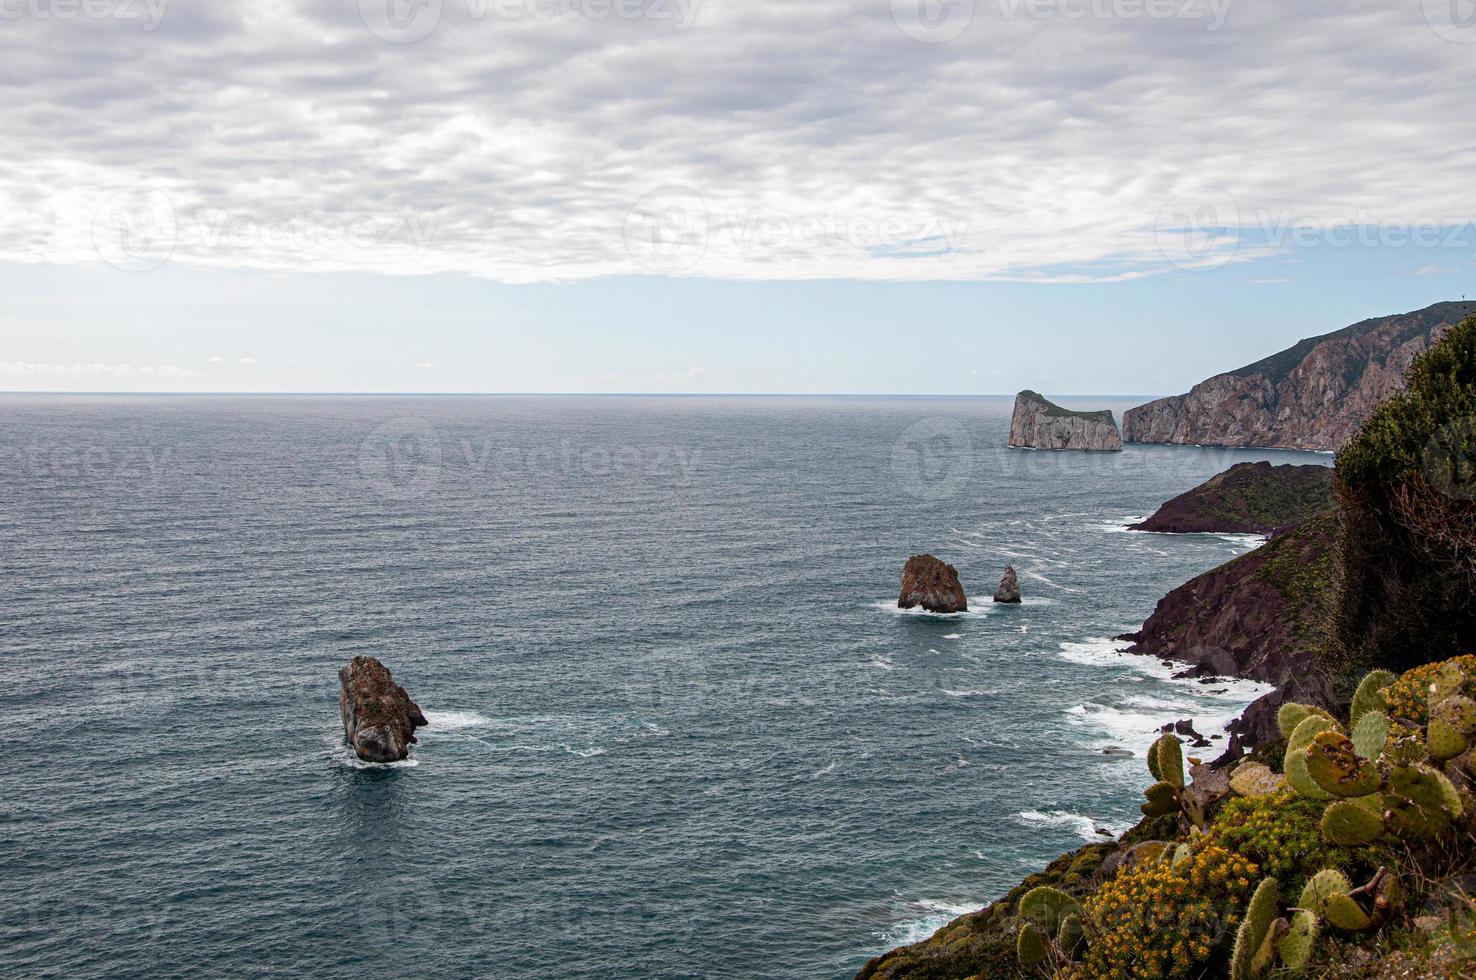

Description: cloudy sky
[2,0,1474,392]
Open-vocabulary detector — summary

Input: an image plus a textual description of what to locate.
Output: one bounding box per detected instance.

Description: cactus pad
[1351,670,1396,725]
[1299,869,1353,915]
[1152,733,1185,789]
[1016,922,1047,966]
[1278,908,1320,971]
[1018,885,1080,934]
[1229,762,1284,797]
[1230,878,1279,980]
[1305,731,1381,797]
[1320,798,1385,846]
[1350,710,1389,761]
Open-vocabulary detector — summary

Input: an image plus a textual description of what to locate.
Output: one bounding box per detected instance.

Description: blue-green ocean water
[0,395,1330,979]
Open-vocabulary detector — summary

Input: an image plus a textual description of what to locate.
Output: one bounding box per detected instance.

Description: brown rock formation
[1128,461,1333,534]
[898,554,968,613]
[1123,301,1476,450]
[993,565,1021,603]
[1008,390,1123,451]
[1118,510,1342,750]
[339,656,429,763]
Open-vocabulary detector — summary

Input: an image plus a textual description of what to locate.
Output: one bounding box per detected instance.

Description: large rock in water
[993,565,1021,603]
[898,554,968,613]
[1123,301,1476,451]
[339,656,428,762]
[1129,461,1333,534]
[1008,390,1123,451]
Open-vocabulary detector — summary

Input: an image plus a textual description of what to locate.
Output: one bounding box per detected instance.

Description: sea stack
[993,565,1021,604]
[339,656,429,763]
[1008,390,1123,451]
[898,554,968,613]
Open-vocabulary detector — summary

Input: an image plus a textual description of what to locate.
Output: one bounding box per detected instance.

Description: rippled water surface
[0,395,1329,978]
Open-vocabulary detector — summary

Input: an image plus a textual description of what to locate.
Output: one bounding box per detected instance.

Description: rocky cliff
[339,656,429,763]
[1128,461,1333,534]
[1119,509,1342,749]
[1123,301,1476,450]
[1008,390,1122,451]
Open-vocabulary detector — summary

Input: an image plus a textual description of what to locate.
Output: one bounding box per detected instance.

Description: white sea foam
[941,688,998,698]
[330,742,420,770]
[561,744,606,757]
[812,761,838,778]
[879,899,986,948]
[423,710,491,731]
[873,600,991,620]
[1015,809,1135,841]
[942,633,962,640]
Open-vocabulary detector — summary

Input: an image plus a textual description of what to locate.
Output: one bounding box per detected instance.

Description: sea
[0,394,1332,979]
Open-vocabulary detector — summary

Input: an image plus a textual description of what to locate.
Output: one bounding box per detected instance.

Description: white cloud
[656,365,712,380]
[0,3,1471,283]
[207,354,225,362]
[412,361,436,369]
[238,356,257,365]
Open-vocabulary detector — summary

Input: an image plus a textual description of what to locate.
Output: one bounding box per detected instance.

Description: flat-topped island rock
[1008,390,1123,451]
[898,554,968,613]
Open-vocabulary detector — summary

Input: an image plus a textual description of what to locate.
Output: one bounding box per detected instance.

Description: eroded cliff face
[1008,390,1123,451]
[1123,301,1476,451]
[1119,510,1342,749]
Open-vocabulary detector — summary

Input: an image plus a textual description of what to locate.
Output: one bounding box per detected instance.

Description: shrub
[1335,314,1476,673]
[1068,845,1258,979]
[1205,791,1352,899]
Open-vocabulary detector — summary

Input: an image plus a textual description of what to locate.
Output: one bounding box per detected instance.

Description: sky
[2,0,1475,394]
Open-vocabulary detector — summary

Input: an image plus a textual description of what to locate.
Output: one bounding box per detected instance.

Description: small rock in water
[897,554,968,613]
[339,656,428,763]
[992,565,1022,604]
[1100,746,1133,757]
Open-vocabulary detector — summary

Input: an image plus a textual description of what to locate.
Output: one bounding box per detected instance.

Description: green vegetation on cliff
[1129,462,1333,534]
[1336,313,1476,675]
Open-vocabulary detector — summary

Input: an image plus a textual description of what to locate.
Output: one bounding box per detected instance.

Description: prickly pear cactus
[1285,714,1342,800]
[1324,893,1373,931]
[1230,878,1279,980]
[1385,764,1463,838]
[1304,731,1381,797]
[1141,780,1179,817]
[1350,710,1389,761]
[1016,922,1047,966]
[1278,906,1320,972]
[1018,885,1080,935]
[1351,670,1396,725]
[1300,869,1353,915]
[1057,912,1085,958]
[1320,797,1386,846]
[1152,733,1185,789]
[1229,762,1284,798]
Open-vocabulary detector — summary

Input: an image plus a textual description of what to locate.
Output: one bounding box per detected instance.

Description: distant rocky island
[1128,461,1333,534]
[1008,390,1123,451]
[1123,300,1476,450]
